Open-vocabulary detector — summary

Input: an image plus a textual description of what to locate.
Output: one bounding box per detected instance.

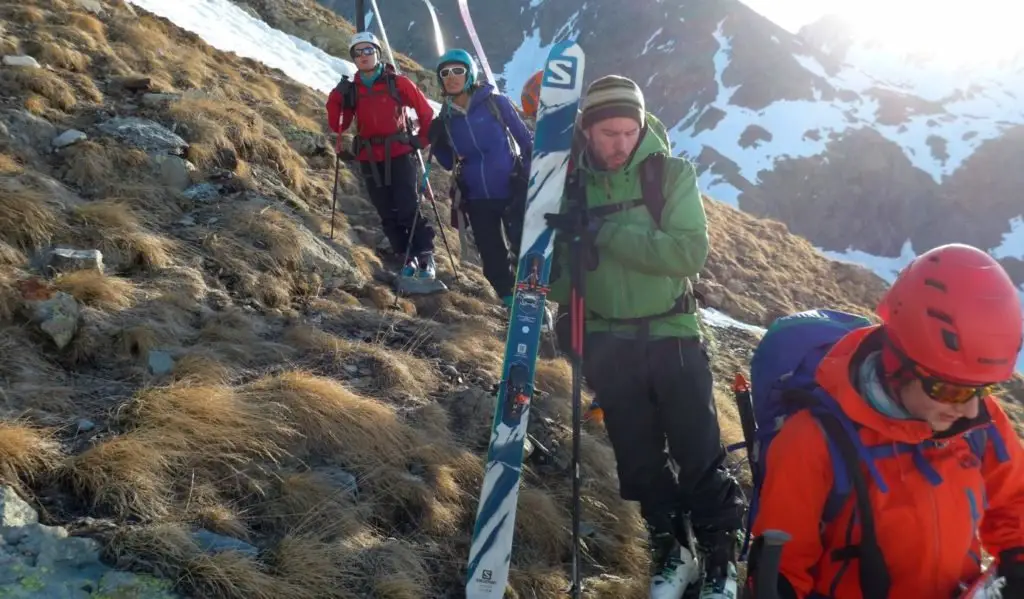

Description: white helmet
[349,31,381,54]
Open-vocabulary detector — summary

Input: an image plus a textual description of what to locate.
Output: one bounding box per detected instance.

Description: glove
[409,135,424,150]
[544,211,604,239]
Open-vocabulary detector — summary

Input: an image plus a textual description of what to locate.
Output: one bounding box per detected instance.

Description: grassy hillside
[0,1,1019,598]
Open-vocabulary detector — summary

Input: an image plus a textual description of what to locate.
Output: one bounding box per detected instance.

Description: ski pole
[329,134,343,239]
[368,0,460,282]
[752,530,791,599]
[565,173,586,598]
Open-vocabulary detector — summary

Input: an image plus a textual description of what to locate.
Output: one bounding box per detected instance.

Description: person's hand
[544,211,604,238]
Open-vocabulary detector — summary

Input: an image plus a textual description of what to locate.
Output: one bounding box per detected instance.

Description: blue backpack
[741,309,1011,598]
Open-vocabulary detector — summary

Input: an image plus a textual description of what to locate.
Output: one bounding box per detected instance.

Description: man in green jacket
[545,75,744,599]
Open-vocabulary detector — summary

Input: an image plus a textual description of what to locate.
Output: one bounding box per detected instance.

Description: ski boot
[696,529,740,599]
[648,524,701,599]
[399,258,418,278]
[416,252,437,280]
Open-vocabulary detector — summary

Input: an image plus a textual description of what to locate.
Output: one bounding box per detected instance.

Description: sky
[739,0,1024,64]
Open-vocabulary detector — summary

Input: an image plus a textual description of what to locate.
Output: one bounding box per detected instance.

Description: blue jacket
[430,84,533,201]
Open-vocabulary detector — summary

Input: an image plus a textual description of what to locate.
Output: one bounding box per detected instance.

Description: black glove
[408,135,423,150]
[999,549,1024,598]
[543,211,604,239]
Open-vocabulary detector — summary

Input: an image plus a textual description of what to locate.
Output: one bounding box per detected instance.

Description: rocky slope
[0,0,1016,598]
[321,0,1024,290]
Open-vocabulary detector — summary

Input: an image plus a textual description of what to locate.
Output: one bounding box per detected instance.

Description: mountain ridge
[316,0,1024,294]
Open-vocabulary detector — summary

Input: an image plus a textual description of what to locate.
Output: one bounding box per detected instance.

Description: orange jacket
[751,325,1024,599]
[325,65,433,163]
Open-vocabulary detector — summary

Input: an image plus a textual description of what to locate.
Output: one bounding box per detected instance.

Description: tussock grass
[0,327,74,413]
[283,325,437,395]
[70,200,175,270]
[0,66,78,114]
[53,270,135,310]
[0,178,62,252]
[0,421,62,485]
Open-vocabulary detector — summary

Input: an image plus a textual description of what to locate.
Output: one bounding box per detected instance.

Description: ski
[456,0,497,87]
[465,40,585,598]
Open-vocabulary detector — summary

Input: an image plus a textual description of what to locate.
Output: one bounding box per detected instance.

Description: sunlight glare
[824,0,1024,64]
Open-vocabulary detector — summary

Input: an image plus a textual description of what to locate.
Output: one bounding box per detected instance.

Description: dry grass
[0,65,79,114]
[0,178,62,252]
[53,270,135,310]
[284,326,438,395]
[0,421,61,486]
[69,200,176,271]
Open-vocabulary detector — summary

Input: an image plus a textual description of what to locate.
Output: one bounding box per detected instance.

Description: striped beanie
[580,75,645,130]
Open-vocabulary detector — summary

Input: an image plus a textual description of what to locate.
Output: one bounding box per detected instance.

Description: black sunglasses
[351,47,376,58]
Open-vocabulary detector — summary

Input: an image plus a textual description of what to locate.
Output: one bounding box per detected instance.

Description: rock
[1,109,57,153]
[311,466,359,497]
[0,486,179,598]
[75,419,95,433]
[46,248,103,274]
[395,276,448,296]
[191,529,258,557]
[140,93,181,107]
[71,0,105,14]
[23,287,80,350]
[342,364,359,374]
[176,214,196,226]
[155,155,194,191]
[214,148,238,170]
[97,117,187,155]
[2,55,40,68]
[146,350,174,375]
[110,76,151,93]
[181,182,221,202]
[51,129,87,149]
[0,487,39,528]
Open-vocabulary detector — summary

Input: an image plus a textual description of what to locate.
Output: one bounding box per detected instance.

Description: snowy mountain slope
[125,0,441,116]
[339,0,1024,295]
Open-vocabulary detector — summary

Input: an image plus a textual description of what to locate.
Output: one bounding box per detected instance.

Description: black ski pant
[464,197,524,300]
[582,332,745,538]
[359,152,435,258]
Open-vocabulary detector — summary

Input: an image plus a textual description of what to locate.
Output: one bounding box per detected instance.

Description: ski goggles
[351,46,377,57]
[913,365,996,405]
[885,340,996,404]
[439,66,468,78]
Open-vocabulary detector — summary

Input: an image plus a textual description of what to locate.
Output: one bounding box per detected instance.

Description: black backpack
[333,68,403,111]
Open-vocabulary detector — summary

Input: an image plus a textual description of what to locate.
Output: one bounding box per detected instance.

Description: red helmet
[876,243,1022,384]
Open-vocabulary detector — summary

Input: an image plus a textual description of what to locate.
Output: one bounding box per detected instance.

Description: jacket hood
[576,111,671,175]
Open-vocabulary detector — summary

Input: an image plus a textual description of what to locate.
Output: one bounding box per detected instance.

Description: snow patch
[498,10,580,102]
[991,215,1024,260]
[126,0,440,114]
[819,239,917,284]
[700,308,766,335]
[642,28,663,55]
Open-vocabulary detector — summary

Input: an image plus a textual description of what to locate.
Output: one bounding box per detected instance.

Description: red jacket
[751,325,1024,598]
[326,65,433,163]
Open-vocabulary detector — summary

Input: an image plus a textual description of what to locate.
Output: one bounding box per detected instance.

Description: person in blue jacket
[429,49,533,308]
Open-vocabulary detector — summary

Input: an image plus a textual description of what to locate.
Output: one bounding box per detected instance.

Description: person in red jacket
[747,243,1024,599]
[326,32,439,280]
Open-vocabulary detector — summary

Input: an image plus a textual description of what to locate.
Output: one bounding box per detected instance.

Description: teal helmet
[436,48,478,92]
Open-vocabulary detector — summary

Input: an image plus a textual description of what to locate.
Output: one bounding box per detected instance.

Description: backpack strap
[579,152,697,338]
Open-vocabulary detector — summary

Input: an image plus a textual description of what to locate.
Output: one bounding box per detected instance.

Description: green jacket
[549,112,708,339]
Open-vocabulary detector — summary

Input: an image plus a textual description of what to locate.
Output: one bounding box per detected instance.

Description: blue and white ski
[465,40,586,598]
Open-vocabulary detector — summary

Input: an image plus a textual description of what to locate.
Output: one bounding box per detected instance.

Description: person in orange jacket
[326,32,438,280]
[744,243,1024,599]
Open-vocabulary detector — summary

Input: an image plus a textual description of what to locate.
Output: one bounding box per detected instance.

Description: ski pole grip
[755,529,791,599]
